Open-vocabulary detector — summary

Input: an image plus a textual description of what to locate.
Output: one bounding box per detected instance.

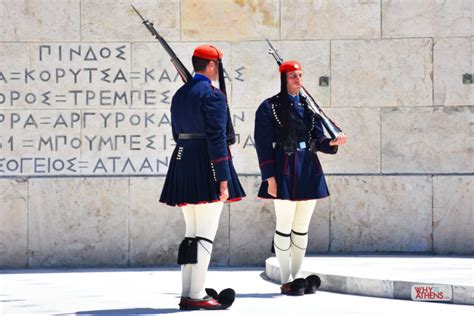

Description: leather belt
[178,133,206,140]
[272,141,308,152]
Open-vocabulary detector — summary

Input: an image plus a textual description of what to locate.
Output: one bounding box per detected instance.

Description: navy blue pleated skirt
[257,149,330,201]
[160,139,246,207]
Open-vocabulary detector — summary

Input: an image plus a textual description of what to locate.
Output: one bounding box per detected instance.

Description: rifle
[265,39,343,140]
[131,5,192,83]
[131,5,236,145]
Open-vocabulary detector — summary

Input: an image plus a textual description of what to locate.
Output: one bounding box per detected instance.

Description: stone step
[265,255,474,305]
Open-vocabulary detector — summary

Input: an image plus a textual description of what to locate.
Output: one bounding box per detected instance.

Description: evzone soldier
[254,61,347,295]
[160,45,246,310]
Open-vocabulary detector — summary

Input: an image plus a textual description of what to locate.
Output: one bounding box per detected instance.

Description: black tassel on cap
[218,60,236,145]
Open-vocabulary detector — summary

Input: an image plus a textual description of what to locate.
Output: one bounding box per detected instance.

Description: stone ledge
[265,255,474,305]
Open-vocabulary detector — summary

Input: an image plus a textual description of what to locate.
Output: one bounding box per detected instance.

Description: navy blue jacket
[171,76,230,182]
[254,93,338,200]
[160,74,245,206]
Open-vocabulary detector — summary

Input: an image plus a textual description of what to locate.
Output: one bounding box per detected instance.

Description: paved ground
[1,267,473,315]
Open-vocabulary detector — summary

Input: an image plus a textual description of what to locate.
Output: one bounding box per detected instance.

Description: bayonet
[131,5,236,145]
[131,5,192,83]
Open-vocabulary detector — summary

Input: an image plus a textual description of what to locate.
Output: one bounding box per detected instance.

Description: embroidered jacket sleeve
[255,101,276,181]
[311,117,338,154]
[202,88,231,182]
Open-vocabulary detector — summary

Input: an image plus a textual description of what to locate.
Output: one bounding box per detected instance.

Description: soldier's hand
[267,177,277,197]
[329,133,347,146]
[219,181,229,202]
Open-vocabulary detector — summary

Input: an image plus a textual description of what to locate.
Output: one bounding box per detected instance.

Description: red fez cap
[279,60,302,73]
[193,45,223,61]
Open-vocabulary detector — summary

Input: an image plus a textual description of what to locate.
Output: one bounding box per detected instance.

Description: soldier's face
[286,70,303,94]
[208,60,219,81]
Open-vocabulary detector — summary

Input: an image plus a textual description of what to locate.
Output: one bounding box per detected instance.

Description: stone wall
[0,0,472,268]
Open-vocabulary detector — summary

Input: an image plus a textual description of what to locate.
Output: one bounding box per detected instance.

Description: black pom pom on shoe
[205,288,236,308]
[291,278,308,295]
[281,278,308,296]
[217,288,236,307]
[305,275,321,294]
[205,288,219,299]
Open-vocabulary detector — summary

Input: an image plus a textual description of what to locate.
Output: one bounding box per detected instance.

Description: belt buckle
[297,141,306,151]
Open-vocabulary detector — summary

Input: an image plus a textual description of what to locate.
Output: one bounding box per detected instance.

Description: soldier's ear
[207,61,214,71]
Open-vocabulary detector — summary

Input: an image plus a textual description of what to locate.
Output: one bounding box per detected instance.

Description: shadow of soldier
[75,307,181,315]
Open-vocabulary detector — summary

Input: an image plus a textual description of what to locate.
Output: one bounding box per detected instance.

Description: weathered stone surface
[0,179,28,268]
[232,40,330,110]
[264,257,280,283]
[213,203,231,266]
[0,43,31,107]
[130,177,230,266]
[382,0,473,38]
[0,0,80,41]
[393,281,414,300]
[230,109,260,175]
[329,176,432,252]
[28,43,132,109]
[318,273,348,293]
[28,178,129,267]
[130,177,180,266]
[229,176,274,265]
[453,285,474,305]
[433,176,473,254]
[308,184,330,252]
[0,0,473,270]
[231,41,275,110]
[80,109,172,176]
[181,0,279,41]
[331,39,433,107]
[0,109,171,177]
[381,106,474,173]
[1,43,132,109]
[319,108,380,173]
[434,38,474,106]
[82,0,180,41]
[132,41,233,107]
[346,277,394,298]
[281,0,380,40]
[0,110,83,176]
